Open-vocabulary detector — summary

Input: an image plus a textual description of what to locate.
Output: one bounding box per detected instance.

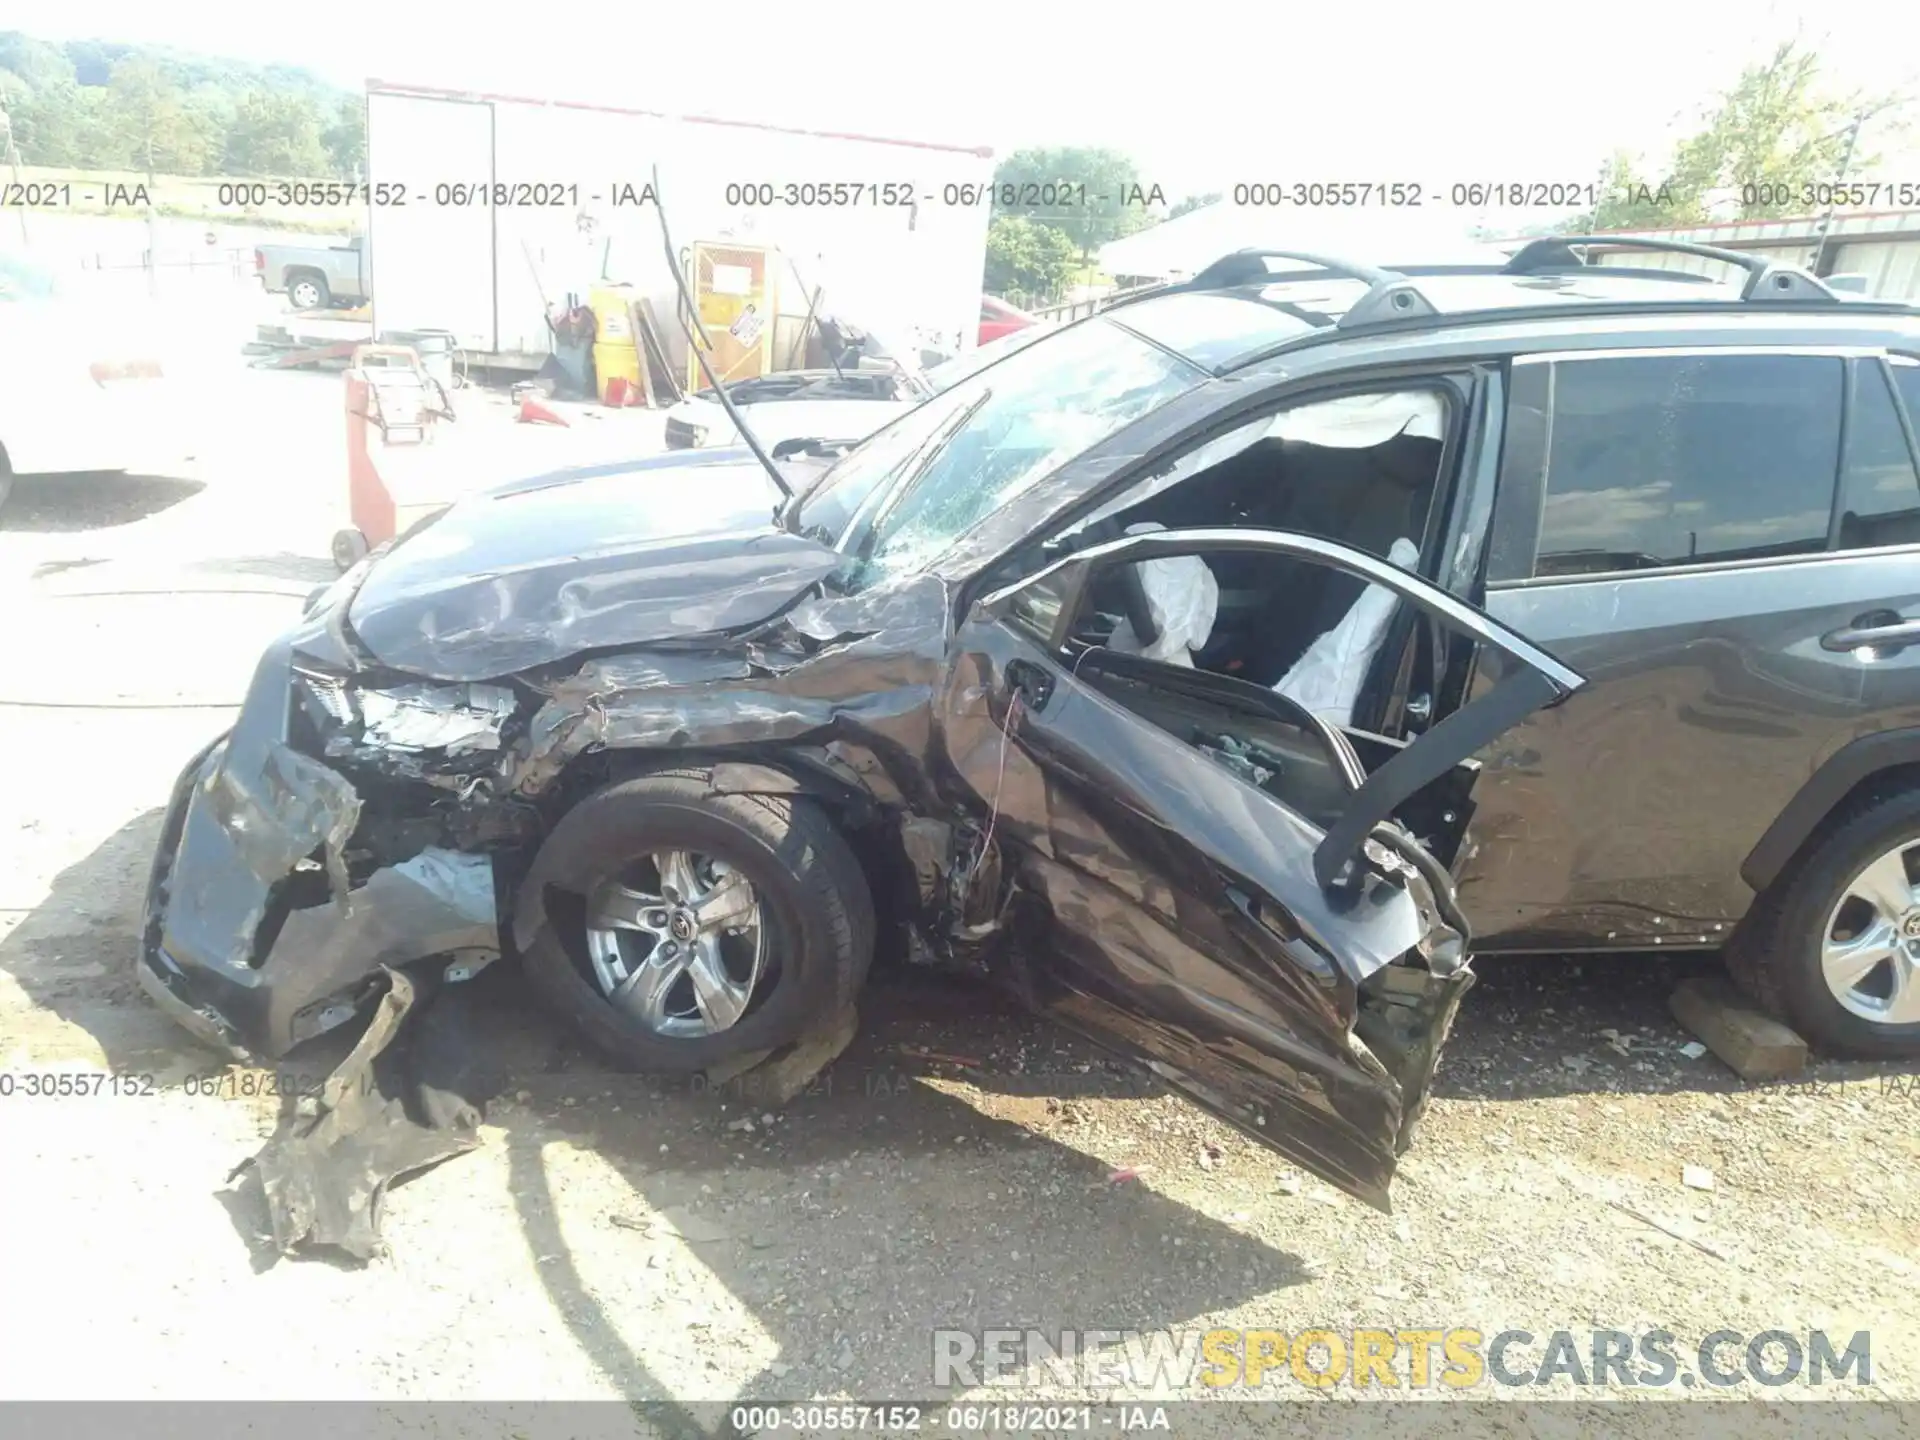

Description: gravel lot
[1,358,1917,1430]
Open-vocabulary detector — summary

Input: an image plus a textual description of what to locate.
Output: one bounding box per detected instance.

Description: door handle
[1004,658,1053,712]
[1822,611,1920,653]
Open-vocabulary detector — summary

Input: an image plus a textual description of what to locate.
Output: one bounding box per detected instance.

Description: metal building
[1583,210,1920,299]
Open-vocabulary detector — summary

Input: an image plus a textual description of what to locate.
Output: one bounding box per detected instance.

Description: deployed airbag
[1107,522,1219,667]
[1277,536,1421,722]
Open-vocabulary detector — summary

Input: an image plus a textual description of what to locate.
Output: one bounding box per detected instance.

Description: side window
[1066,388,1452,561]
[1532,354,1843,578]
[1838,361,1920,550]
[1004,568,1071,644]
[1893,358,1920,429]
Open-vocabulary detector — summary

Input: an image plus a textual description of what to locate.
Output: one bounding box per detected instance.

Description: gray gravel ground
[1,362,1917,1435]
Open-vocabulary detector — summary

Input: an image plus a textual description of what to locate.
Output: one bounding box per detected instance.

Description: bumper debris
[236,966,501,1261]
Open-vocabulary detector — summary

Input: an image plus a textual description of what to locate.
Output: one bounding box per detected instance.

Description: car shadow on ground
[489,967,1315,1402]
[11,814,1919,1403]
[1,473,205,533]
[1437,950,1920,1100]
[1,812,1308,1405]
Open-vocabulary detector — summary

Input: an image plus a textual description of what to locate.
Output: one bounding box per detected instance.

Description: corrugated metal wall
[1829,240,1920,301]
[1593,243,1808,281]
[1585,214,1920,301]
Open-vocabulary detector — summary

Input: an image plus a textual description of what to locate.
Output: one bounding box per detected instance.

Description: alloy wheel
[583,850,768,1037]
[1820,840,1920,1024]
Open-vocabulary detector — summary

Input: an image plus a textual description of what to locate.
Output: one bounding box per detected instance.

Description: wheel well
[1743,733,1920,894]
[550,747,907,943]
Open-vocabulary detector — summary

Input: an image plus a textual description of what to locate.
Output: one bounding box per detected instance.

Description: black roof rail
[1182,248,1400,290]
[1102,234,1854,341]
[1504,235,1836,302]
[1150,249,1444,329]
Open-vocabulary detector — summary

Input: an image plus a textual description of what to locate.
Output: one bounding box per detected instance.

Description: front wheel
[288,272,331,310]
[517,768,875,1072]
[1731,787,1920,1057]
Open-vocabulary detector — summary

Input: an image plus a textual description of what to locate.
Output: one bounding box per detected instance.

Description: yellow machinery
[588,282,643,402]
[685,242,775,392]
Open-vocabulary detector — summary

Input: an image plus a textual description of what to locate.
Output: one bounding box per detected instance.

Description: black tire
[517,767,875,1072]
[1729,786,1920,1059]
[331,527,370,573]
[288,270,331,310]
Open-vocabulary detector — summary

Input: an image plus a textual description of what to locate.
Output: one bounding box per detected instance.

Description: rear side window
[1837,362,1920,550]
[1531,354,1843,577]
[1894,359,1920,428]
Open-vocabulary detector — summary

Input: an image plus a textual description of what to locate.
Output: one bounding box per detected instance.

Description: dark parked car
[141,237,1920,1218]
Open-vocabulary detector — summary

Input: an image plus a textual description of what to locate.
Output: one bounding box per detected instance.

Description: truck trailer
[363,81,996,376]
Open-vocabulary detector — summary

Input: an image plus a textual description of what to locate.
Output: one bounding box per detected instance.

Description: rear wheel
[1732,787,1920,1057]
[289,271,331,310]
[518,768,874,1072]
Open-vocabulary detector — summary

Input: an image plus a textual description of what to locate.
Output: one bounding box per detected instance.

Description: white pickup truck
[254,234,368,310]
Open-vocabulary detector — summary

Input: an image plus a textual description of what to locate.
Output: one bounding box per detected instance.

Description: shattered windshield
[791,319,1202,584]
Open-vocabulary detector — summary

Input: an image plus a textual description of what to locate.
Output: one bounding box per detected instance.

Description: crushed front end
[138,591,524,1063]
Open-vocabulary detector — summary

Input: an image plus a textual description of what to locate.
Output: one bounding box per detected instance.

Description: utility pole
[0,104,27,246]
[145,130,160,298]
[1808,109,1865,278]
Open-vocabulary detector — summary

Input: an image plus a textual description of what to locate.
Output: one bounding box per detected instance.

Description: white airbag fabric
[1107,523,1219,668]
[1276,536,1421,722]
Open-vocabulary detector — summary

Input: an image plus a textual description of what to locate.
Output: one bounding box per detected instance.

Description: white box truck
[363,82,995,372]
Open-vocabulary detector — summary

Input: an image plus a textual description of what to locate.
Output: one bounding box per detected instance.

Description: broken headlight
[295,669,356,726]
[353,683,518,755]
[291,675,521,768]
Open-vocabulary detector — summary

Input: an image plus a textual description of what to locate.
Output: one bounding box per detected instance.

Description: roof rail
[1143,249,1445,329]
[1503,235,1837,302]
[1104,234,1852,342]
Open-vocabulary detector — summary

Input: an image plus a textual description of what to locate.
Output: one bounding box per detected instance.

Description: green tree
[1578,37,1909,228]
[222,89,330,176]
[322,96,365,178]
[991,146,1157,252]
[103,58,211,177]
[984,214,1080,302]
[0,34,89,165]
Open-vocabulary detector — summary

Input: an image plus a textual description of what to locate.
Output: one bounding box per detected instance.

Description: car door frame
[976,526,1586,890]
[940,525,1583,1206]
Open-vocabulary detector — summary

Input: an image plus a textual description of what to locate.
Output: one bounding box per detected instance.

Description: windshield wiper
[647,165,792,511]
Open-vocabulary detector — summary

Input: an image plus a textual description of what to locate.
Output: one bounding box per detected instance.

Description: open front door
[939,527,1583,1209]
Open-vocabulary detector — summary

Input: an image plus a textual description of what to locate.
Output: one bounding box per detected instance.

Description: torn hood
[345,448,840,681]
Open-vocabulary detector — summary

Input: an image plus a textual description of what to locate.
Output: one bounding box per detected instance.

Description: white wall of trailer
[366,86,994,367]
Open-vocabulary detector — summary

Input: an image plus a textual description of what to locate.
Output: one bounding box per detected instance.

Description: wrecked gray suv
[154,235,1912,1215]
